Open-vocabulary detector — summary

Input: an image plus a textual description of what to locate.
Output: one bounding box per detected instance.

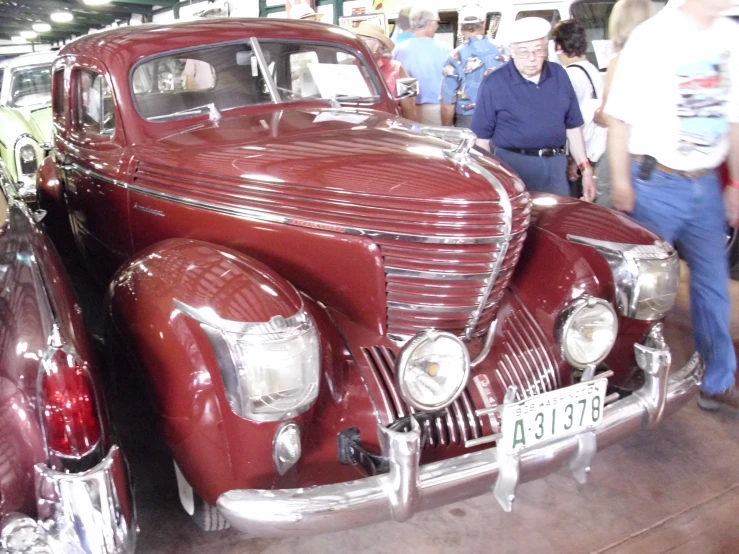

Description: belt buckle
[538,149,547,157]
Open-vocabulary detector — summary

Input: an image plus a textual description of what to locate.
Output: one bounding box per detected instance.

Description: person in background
[289,3,323,21]
[392,7,414,45]
[440,3,504,128]
[355,22,417,121]
[605,0,739,413]
[552,19,605,196]
[393,7,450,125]
[471,18,595,200]
[592,0,654,207]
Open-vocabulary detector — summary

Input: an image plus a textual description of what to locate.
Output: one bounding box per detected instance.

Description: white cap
[458,4,486,25]
[290,3,320,20]
[509,17,550,44]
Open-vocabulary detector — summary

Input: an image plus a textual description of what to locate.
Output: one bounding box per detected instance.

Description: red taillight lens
[40,348,102,457]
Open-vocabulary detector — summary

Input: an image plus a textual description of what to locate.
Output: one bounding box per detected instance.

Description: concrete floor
[100,262,739,554]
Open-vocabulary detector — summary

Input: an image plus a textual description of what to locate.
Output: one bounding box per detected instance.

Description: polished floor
[102,263,739,554]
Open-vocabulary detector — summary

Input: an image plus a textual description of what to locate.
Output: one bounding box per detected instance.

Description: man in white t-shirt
[605,0,739,413]
[184,58,215,90]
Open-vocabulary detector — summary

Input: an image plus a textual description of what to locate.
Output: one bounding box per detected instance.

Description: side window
[52,69,66,126]
[76,69,115,136]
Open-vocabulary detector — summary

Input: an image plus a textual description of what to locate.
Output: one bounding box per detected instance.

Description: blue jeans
[629,161,736,394]
[494,148,569,196]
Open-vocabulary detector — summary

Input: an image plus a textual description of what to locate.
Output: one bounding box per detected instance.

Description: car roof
[3,51,56,70]
[58,18,365,70]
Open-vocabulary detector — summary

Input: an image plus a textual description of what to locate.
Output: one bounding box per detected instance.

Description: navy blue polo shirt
[470,61,583,150]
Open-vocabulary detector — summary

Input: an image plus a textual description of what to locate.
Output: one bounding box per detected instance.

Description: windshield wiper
[148,104,214,121]
[330,94,380,104]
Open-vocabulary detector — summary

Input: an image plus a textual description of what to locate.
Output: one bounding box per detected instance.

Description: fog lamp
[396,330,470,412]
[273,422,301,475]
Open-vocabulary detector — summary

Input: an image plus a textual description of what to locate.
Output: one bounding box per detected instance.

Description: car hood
[139,107,524,206]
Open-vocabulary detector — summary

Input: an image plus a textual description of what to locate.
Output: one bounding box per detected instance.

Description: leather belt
[633,155,715,180]
[501,147,566,157]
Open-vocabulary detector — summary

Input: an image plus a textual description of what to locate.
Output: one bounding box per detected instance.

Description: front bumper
[218,345,703,538]
[0,445,136,554]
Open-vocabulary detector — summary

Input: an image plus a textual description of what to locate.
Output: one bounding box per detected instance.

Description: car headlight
[557,296,618,369]
[219,310,320,421]
[396,330,470,412]
[18,143,38,176]
[176,299,322,423]
[568,236,680,321]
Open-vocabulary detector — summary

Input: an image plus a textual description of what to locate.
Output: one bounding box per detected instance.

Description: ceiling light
[20,30,37,39]
[11,36,27,43]
[83,0,112,5]
[51,12,74,23]
[32,23,52,32]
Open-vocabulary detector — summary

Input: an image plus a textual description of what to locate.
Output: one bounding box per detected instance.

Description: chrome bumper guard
[217,346,703,538]
[0,446,136,554]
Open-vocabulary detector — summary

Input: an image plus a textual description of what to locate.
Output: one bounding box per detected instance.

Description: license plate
[498,379,608,455]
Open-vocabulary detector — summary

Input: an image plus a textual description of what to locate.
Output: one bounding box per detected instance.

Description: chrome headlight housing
[176,300,320,422]
[396,330,470,412]
[557,296,618,369]
[14,135,39,178]
[568,236,680,321]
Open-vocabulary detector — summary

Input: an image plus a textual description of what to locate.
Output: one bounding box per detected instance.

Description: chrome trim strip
[216,349,702,536]
[464,157,513,338]
[513,305,560,388]
[385,267,498,280]
[471,319,497,368]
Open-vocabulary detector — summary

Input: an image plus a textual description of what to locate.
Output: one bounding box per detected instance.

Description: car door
[59,65,132,277]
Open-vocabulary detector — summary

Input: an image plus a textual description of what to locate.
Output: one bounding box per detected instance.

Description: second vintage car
[38,18,702,537]
[0,162,135,553]
[0,51,56,197]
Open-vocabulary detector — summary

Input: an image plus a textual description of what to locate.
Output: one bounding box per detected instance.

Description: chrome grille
[362,346,484,447]
[493,304,562,402]
[380,191,530,339]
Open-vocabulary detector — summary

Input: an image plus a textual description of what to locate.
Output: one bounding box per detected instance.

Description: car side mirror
[395,78,419,101]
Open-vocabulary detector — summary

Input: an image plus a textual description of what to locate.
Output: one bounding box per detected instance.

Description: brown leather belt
[633,155,715,180]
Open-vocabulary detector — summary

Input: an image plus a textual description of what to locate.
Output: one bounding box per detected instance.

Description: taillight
[40,347,102,458]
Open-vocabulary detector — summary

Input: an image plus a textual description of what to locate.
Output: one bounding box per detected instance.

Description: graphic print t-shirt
[605,9,739,171]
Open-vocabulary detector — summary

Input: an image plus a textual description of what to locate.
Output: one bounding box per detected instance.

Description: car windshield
[132,39,382,122]
[9,64,52,108]
[570,0,666,69]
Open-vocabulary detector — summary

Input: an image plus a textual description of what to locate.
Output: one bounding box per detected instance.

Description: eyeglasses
[514,47,547,59]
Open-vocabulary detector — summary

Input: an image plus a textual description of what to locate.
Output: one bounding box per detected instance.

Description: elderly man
[605,0,739,413]
[393,7,450,125]
[441,4,505,128]
[471,18,595,199]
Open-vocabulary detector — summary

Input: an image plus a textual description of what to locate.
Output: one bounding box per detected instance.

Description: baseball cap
[458,4,486,25]
[509,17,550,44]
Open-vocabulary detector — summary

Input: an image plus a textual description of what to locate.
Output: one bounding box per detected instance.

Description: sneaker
[697,385,739,414]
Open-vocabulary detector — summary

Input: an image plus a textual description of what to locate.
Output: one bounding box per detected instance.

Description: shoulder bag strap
[567,63,597,100]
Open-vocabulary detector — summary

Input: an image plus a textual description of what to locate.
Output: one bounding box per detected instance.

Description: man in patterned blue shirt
[441,4,505,128]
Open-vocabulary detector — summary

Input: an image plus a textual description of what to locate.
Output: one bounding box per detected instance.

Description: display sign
[338,12,388,32]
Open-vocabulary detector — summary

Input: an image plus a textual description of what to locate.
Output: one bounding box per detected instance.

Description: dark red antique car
[0,162,135,552]
[38,18,702,537]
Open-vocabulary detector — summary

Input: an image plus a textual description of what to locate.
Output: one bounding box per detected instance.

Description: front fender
[107,239,322,503]
[512,196,658,385]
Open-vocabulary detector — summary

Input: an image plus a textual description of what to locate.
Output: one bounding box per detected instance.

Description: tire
[173,460,230,532]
